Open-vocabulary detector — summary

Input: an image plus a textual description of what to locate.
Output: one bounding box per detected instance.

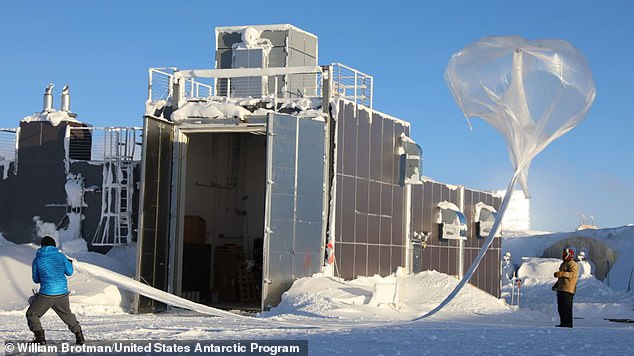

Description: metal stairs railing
[92,128,138,246]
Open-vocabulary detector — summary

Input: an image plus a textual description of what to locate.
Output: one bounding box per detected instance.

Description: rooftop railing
[147,63,373,110]
[65,126,143,167]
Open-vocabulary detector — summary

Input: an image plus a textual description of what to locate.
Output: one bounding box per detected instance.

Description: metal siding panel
[380,216,391,245]
[266,252,294,307]
[338,243,355,280]
[369,181,381,215]
[293,119,326,279]
[368,245,380,275]
[448,247,457,276]
[423,181,434,236]
[381,120,395,183]
[381,183,393,216]
[336,115,344,174]
[340,176,356,243]
[335,175,343,241]
[296,119,326,223]
[355,244,368,277]
[357,109,370,179]
[392,186,403,246]
[379,246,391,275]
[260,30,288,47]
[368,214,380,245]
[411,184,423,234]
[216,49,233,69]
[464,190,474,242]
[356,179,369,214]
[268,47,287,67]
[391,246,403,270]
[304,33,318,58]
[435,246,443,273]
[393,124,405,185]
[370,113,383,181]
[265,114,316,308]
[136,117,173,312]
[342,104,357,176]
[355,213,368,244]
[431,182,442,242]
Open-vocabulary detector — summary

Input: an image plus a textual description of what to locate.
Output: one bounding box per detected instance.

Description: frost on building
[0,24,502,313]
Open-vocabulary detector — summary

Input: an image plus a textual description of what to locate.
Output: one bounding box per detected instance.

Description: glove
[551,283,557,291]
[554,271,562,278]
[67,258,74,264]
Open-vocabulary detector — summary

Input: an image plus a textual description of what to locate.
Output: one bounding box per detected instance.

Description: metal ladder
[92,128,137,246]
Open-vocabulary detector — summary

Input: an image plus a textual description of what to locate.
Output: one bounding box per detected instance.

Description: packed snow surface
[1,227,633,354]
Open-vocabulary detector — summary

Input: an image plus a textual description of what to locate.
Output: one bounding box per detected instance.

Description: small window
[475,202,499,238]
[437,201,467,240]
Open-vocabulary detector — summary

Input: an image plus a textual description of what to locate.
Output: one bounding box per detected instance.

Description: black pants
[557,291,574,327]
[26,293,81,333]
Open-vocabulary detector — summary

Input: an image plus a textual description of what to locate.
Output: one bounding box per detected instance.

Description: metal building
[135,24,502,312]
[0,24,503,314]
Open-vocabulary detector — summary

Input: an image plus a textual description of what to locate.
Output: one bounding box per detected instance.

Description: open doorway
[180,131,266,311]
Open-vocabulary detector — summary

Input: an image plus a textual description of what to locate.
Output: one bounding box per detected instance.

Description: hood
[37,245,60,256]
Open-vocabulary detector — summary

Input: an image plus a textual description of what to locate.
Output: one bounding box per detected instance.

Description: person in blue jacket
[26,236,84,345]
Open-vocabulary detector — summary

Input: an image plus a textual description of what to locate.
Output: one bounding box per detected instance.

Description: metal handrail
[147,62,374,110]
[66,126,143,165]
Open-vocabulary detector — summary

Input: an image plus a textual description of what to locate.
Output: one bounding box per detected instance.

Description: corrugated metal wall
[333,100,409,279]
[412,181,461,277]
[463,188,502,296]
[413,183,502,296]
[332,99,502,297]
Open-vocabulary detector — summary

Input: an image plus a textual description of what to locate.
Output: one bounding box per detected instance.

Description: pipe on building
[43,83,54,111]
[61,85,70,112]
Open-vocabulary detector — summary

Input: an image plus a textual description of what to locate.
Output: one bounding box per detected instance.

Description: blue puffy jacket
[32,246,73,295]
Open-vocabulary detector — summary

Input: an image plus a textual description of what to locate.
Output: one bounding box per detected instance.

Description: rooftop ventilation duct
[61,85,70,112]
[43,83,54,111]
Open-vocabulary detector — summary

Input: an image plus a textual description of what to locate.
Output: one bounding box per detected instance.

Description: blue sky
[1,1,632,232]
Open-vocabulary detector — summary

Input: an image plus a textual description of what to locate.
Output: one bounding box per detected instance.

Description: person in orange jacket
[553,248,579,328]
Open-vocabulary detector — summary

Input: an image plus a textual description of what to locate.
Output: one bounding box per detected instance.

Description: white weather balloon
[417,36,595,320]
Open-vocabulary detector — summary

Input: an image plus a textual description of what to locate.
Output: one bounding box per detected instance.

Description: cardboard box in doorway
[184,216,206,244]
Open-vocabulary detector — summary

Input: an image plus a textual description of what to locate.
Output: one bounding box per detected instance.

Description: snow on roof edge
[215,24,318,39]
[337,98,410,127]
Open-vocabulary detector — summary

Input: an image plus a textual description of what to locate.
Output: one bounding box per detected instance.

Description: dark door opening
[180,131,266,311]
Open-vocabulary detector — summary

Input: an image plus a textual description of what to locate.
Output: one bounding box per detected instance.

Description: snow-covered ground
[1,229,633,355]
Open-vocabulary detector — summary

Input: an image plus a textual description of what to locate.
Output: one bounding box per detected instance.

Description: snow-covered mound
[503,225,634,291]
[505,256,634,320]
[0,241,133,314]
[263,269,511,321]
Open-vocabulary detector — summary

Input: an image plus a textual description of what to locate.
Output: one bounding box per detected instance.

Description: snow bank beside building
[0,242,132,314]
[503,225,634,291]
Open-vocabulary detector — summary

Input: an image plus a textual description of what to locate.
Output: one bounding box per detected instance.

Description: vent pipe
[61,85,70,112]
[43,83,54,111]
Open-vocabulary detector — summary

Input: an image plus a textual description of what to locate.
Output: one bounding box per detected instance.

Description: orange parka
[555,259,578,294]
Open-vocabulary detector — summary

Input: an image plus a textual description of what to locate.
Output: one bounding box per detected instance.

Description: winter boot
[74,329,85,345]
[32,330,46,345]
